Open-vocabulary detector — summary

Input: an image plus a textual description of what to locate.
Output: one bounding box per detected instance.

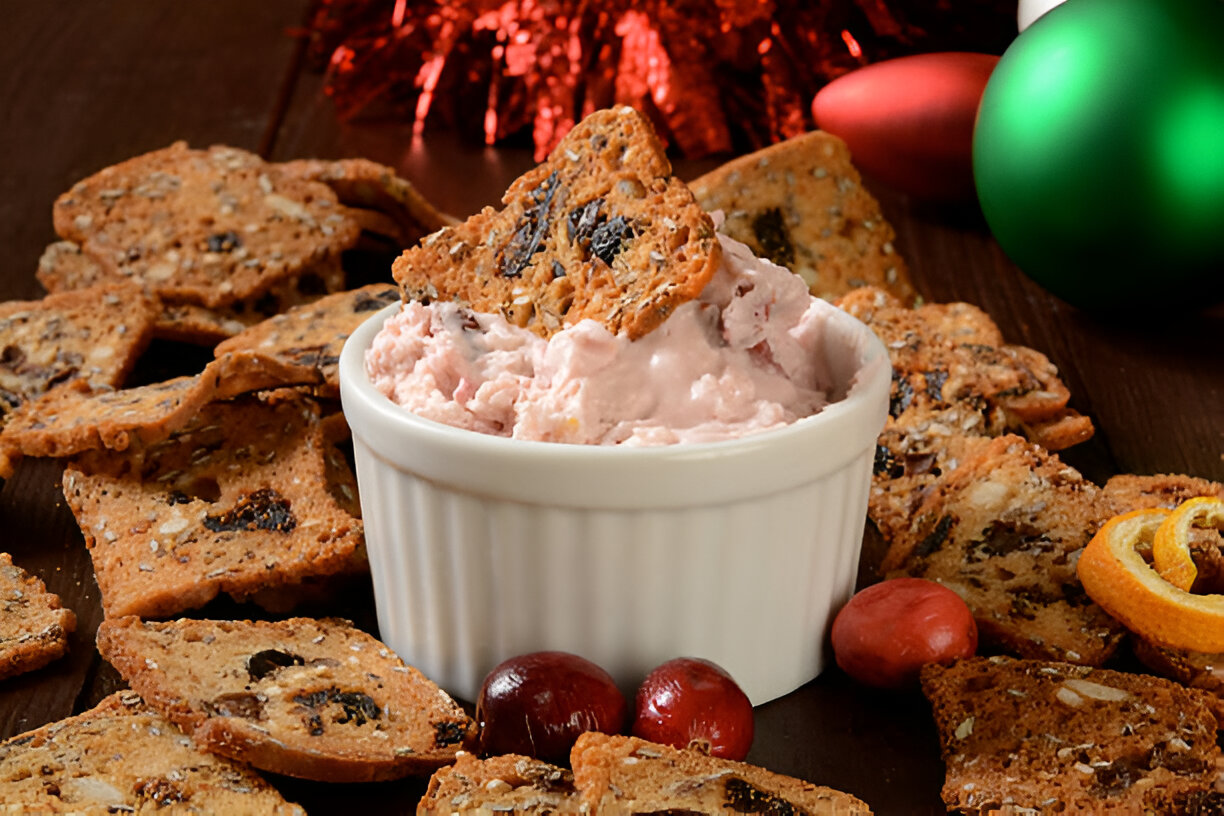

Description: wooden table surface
[1,3,1221,813]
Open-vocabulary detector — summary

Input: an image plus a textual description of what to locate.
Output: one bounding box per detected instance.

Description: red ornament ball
[813,52,999,201]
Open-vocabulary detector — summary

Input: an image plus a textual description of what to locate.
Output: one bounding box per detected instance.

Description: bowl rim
[339,299,891,508]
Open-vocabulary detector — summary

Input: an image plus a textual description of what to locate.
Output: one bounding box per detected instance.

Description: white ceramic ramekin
[339,299,890,705]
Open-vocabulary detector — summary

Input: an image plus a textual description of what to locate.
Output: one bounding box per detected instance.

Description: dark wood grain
[0,3,1221,815]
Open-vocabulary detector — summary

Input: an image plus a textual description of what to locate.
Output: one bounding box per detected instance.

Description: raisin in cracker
[392,106,721,339]
[214,284,400,396]
[922,657,1224,814]
[52,142,362,310]
[883,434,1125,666]
[689,130,915,304]
[96,616,475,783]
[62,396,363,619]
[0,553,76,681]
[0,351,322,462]
[0,690,305,813]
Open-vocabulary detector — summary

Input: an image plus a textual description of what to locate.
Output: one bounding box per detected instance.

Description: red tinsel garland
[306,0,1015,160]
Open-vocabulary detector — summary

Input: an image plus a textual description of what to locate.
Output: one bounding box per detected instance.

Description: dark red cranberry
[476,651,627,763]
[632,657,754,760]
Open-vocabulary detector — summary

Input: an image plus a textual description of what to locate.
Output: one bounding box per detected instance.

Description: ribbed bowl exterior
[354,438,873,704]
[341,301,890,705]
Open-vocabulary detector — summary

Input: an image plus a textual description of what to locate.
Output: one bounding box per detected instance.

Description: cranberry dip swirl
[365,234,839,446]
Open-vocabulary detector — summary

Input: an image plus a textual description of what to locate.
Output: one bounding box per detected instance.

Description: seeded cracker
[418,752,584,815]
[0,690,305,813]
[0,553,76,681]
[62,396,363,619]
[836,286,1094,543]
[0,284,158,478]
[689,130,915,304]
[279,157,458,245]
[570,733,873,815]
[51,142,362,310]
[96,616,475,783]
[922,657,1224,814]
[38,239,349,345]
[393,106,720,340]
[215,284,401,396]
[837,286,1092,446]
[0,350,323,463]
[884,434,1125,666]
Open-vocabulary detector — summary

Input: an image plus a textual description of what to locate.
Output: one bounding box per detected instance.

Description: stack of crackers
[0,145,476,808]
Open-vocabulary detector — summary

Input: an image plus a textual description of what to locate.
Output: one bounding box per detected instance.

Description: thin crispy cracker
[38,240,348,345]
[0,691,305,813]
[883,435,1124,666]
[689,130,916,304]
[280,157,458,245]
[837,286,1092,447]
[0,284,158,433]
[0,553,76,681]
[392,106,721,339]
[214,284,400,395]
[837,286,1094,545]
[0,351,322,461]
[63,396,363,619]
[97,616,476,783]
[52,142,361,309]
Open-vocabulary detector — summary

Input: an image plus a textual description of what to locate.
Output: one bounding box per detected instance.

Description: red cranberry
[476,651,627,763]
[831,577,978,689]
[631,657,754,760]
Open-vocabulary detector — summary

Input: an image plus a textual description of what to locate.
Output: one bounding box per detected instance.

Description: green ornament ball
[973,0,1224,309]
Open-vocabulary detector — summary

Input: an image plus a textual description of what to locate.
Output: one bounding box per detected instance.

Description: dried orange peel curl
[1151,496,1224,591]
[1077,508,1224,654]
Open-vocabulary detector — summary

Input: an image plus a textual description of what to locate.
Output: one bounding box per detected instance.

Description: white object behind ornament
[1018,0,1068,30]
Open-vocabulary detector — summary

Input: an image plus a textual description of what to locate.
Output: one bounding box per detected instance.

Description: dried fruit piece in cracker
[0,351,322,462]
[214,284,400,396]
[52,142,361,310]
[392,106,721,339]
[689,130,915,304]
[0,691,305,813]
[0,553,76,681]
[96,616,476,783]
[63,396,363,619]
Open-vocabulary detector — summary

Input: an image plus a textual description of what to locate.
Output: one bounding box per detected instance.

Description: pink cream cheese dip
[365,235,836,445]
